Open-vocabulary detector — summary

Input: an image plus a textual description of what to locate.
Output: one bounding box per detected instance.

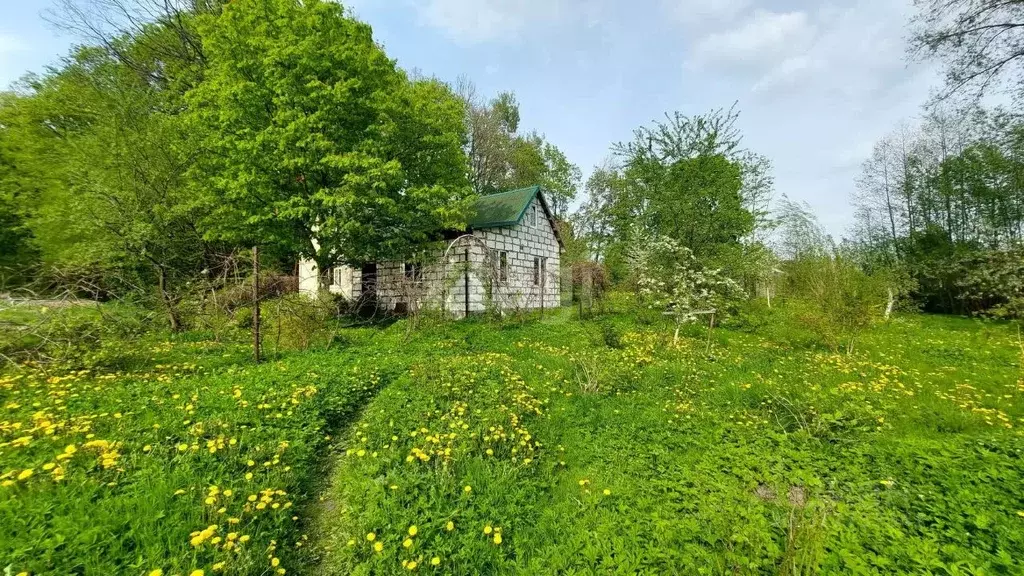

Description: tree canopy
[187,0,472,272]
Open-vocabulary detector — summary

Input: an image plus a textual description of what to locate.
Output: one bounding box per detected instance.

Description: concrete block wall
[297,196,562,317]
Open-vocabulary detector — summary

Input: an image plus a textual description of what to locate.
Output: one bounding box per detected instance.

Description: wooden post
[252,245,262,363]
[540,259,545,318]
[464,248,470,318]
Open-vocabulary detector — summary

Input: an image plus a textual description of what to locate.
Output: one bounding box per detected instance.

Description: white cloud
[752,54,818,91]
[414,0,567,44]
[691,10,815,67]
[667,0,751,27]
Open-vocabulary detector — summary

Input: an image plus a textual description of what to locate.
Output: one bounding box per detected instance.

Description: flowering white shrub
[628,236,745,345]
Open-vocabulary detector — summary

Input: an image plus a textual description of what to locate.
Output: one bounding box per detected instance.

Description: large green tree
[187,0,472,275]
[607,108,761,264]
[1,46,209,326]
[457,79,581,216]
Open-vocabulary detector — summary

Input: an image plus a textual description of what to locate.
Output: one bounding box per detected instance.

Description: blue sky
[0,0,939,236]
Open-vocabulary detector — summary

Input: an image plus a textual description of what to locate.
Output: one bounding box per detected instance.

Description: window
[533,257,540,285]
[529,205,538,227]
[332,266,344,287]
[404,262,421,281]
[499,251,508,282]
[541,257,547,286]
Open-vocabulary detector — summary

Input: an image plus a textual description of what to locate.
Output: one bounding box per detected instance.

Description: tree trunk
[252,245,262,364]
[157,265,181,332]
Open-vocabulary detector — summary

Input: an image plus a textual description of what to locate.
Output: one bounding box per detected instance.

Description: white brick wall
[299,196,562,317]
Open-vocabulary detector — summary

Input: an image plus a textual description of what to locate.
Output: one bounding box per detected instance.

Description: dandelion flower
[366,532,376,542]
[17,469,33,481]
[483,525,492,534]
[493,533,502,545]
[431,557,441,566]
[445,520,454,531]
[373,541,383,553]
[407,525,417,536]
[406,561,417,570]
[603,489,611,496]
[190,571,204,576]
[148,570,163,576]
[402,538,413,548]
[463,485,472,493]
[271,558,280,567]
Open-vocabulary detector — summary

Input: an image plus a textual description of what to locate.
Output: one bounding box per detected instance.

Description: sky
[0,0,941,237]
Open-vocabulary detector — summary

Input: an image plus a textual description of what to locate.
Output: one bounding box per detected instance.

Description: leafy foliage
[458,81,581,217]
[186,0,472,271]
[629,235,744,342]
[852,107,1024,317]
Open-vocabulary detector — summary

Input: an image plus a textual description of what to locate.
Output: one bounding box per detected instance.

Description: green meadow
[3,305,1022,575]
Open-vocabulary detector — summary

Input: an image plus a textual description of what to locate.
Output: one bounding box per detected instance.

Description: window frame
[499,251,509,283]
[533,256,540,286]
[404,261,422,281]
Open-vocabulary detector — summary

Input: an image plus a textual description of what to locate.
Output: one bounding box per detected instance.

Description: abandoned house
[298,185,563,317]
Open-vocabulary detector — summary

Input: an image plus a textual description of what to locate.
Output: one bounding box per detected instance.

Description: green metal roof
[467,185,542,228]
[466,185,564,248]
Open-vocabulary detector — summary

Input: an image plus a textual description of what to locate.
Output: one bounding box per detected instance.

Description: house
[298,185,563,317]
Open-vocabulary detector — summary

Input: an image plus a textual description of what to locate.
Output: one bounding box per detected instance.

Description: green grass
[315,311,1024,575]
[2,305,1023,575]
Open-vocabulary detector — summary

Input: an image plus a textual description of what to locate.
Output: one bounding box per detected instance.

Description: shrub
[781,255,892,354]
[628,236,745,345]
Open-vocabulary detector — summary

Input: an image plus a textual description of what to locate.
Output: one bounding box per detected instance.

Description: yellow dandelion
[463,485,472,493]
[373,541,383,553]
[493,533,502,545]
[402,538,413,548]
[407,525,418,536]
[190,571,204,576]
[366,532,376,542]
[431,557,441,566]
[148,570,163,576]
[271,558,280,567]
[17,469,33,481]
[406,561,417,570]
[445,520,454,531]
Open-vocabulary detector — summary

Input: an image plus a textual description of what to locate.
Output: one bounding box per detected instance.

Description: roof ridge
[482,184,540,197]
